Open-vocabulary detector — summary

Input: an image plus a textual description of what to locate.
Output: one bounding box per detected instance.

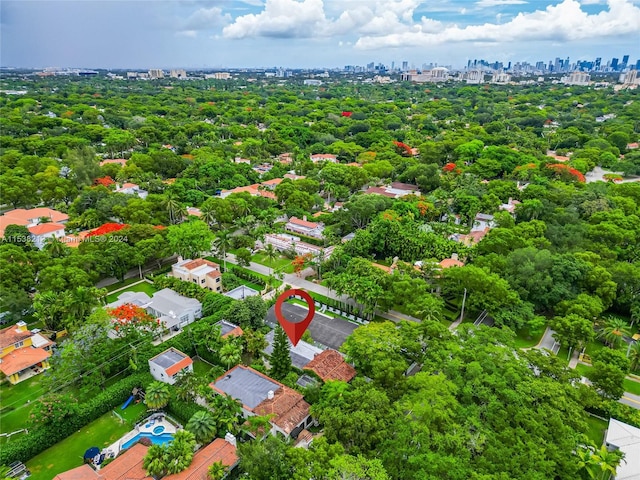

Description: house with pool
[0,321,54,384]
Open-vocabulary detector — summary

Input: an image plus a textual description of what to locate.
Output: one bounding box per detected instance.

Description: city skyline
[1,0,639,69]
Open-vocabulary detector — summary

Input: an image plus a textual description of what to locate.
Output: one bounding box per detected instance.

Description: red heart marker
[274,288,315,346]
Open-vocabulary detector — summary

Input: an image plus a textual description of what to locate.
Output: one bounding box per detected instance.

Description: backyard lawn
[585,415,607,446]
[105,280,157,303]
[0,375,44,435]
[192,358,221,383]
[104,277,146,293]
[26,403,147,480]
[252,252,292,273]
[513,326,545,349]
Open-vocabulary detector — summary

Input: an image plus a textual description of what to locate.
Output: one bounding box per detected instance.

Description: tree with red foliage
[94,176,115,187]
[393,141,412,157]
[86,223,129,237]
[443,162,457,172]
[546,163,585,183]
[292,254,312,277]
[107,303,159,337]
[341,111,353,117]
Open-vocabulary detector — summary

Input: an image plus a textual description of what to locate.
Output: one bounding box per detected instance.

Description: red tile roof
[304,349,356,383]
[183,258,220,271]
[261,178,283,186]
[254,386,310,435]
[0,324,32,349]
[288,216,320,229]
[100,159,128,167]
[100,443,149,480]
[221,326,244,339]
[165,356,193,377]
[310,154,337,161]
[163,438,238,480]
[28,222,65,235]
[0,347,51,376]
[364,187,396,198]
[439,258,465,269]
[53,464,100,480]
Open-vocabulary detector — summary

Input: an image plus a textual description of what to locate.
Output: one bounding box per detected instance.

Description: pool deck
[103,414,177,459]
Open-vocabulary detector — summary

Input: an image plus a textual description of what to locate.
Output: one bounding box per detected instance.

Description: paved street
[620,392,640,409]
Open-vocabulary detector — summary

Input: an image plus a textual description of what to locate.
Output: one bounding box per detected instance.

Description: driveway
[265,303,359,350]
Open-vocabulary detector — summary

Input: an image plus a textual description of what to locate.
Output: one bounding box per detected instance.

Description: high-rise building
[622,55,629,69]
[595,57,601,70]
[635,59,640,70]
[148,69,164,79]
[611,58,619,70]
[402,61,409,71]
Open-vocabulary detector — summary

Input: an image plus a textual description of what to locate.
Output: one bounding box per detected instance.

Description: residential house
[53,438,238,480]
[363,182,421,199]
[451,229,490,246]
[304,349,356,383]
[211,365,313,439]
[262,233,334,260]
[252,163,273,175]
[310,154,337,163]
[219,184,276,201]
[285,216,325,239]
[224,285,260,300]
[0,207,69,238]
[186,206,202,217]
[148,348,193,384]
[216,320,244,339]
[284,173,306,181]
[604,418,640,479]
[99,158,128,167]
[172,257,222,293]
[438,254,465,269]
[107,288,202,333]
[264,329,323,370]
[0,322,54,384]
[277,153,293,164]
[261,178,283,189]
[115,183,148,199]
[472,213,495,232]
[28,222,66,249]
[499,198,521,215]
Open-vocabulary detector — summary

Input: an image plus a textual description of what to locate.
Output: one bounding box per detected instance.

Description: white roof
[30,333,52,348]
[605,418,640,479]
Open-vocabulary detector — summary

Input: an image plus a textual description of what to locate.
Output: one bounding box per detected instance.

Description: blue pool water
[153,426,165,434]
[122,432,173,450]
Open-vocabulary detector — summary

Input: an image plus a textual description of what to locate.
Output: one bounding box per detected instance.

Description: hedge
[165,397,208,425]
[0,372,153,465]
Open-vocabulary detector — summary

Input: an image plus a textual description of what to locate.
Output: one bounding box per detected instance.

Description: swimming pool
[121,432,174,450]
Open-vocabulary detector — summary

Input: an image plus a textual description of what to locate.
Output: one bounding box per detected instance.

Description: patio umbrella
[84,447,100,460]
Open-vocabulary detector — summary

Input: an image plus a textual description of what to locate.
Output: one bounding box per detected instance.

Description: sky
[1,0,639,69]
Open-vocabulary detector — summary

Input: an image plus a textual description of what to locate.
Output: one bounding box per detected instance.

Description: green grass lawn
[252,252,291,271]
[623,378,640,396]
[513,326,545,349]
[585,415,607,446]
[104,277,146,293]
[575,363,593,378]
[0,375,45,434]
[105,281,158,303]
[25,408,141,480]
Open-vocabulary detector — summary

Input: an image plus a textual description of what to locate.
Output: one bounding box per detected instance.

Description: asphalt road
[265,303,359,350]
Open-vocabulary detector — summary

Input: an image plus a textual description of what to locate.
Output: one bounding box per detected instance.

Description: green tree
[208,461,228,480]
[590,349,630,400]
[143,444,168,479]
[550,314,595,359]
[186,410,217,444]
[219,340,243,370]
[167,220,214,259]
[235,247,252,267]
[599,317,631,349]
[145,381,171,409]
[214,230,232,270]
[269,325,291,381]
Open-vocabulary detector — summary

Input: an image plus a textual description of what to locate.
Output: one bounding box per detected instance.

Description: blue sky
[1,0,639,69]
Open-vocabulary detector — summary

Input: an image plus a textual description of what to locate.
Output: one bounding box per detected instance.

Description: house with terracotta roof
[262,233,334,260]
[115,183,148,199]
[53,438,238,480]
[438,254,465,269]
[149,348,193,384]
[310,153,338,163]
[171,258,222,292]
[285,216,325,239]
[211,365,313,439]
[0,322,54,384]
[277,152,293,164]
[219,183,276,201]
[216,320,244,339]
[99,158,128,167]
[261,178,283,189]
[363,183,421,199]
[284,173,306,181]
[28,222,67,249]
[304,349,356,383]
[0,207,69,238]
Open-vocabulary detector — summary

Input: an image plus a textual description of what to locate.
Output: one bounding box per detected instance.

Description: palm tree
[214,230,232,270]
[592,444,624,480]
[208,461,228,480]
[143,444,168,479]
[219,341,242,370]
[144,381,171,410]
[264,243,278,278]
[164,193,186,225]
[64,286,104,330]
[576,445,598,479]
[44,237,68,258]
[186,410,217,444]
[628,341,640,372]
[200,202,217,229]
[599,317,632,349]
[33,291,65,331]
[165,430,196,474]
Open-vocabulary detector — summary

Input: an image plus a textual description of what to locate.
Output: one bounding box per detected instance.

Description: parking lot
[265,303,359,350]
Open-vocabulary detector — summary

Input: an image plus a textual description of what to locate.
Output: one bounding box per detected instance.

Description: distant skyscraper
[636,59,640,70]
[622,55,629,69]
[611,58,619,70]
[402,61,408,71]
[595,57,602,70]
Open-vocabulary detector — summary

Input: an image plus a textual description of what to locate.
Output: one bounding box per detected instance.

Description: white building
[115,183,148,199]
[206,72,231,80]
[562,72,590,86]
[303,79,322,86]
[605,418,640,479]
[262,233,333,259]
[172,258,222,292]
[465,70,484,84]
[285,216,325,238]
[148,69,165,79]
[401,68,449,83]
[170,69,187,79]
[148,348,193,384]
[491,72,511,84]
[28,223,66,250]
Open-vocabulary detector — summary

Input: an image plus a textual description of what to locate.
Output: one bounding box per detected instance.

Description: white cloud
[355,0,640,49]
[176,30,198,38]
[182,6,232,31]
[476,0,528,7]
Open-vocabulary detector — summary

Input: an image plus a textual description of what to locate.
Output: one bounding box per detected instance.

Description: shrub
[165,397,208,425]
[0,372,152,465]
